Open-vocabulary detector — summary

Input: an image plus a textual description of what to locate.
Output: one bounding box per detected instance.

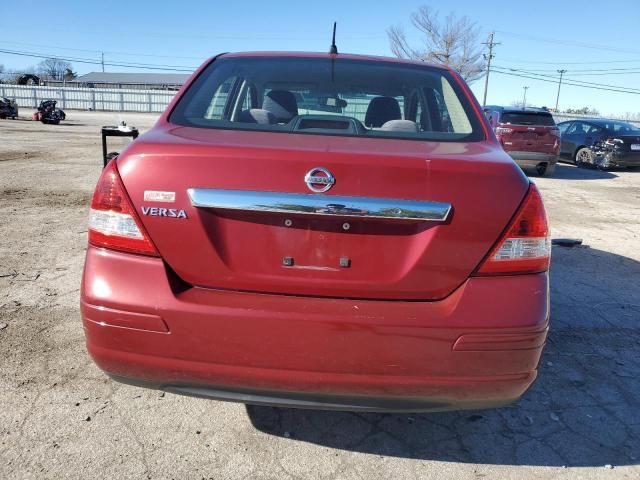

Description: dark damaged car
[558,119,640,169]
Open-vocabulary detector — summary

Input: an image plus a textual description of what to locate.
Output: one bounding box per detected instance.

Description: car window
[484,109,499,128]
[565,122,587,135]
[605,121,640,134]
[557,122,571,134]
[171,56,484,142]
[500,111,555,126]
[585,124,604,135]
[204,76,237,119]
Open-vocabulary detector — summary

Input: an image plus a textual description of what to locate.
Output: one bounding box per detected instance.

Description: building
[54,72,191,90]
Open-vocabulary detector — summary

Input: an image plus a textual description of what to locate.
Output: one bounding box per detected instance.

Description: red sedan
[81,52,550,412]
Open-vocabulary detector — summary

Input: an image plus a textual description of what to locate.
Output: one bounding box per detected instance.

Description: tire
[575,147,592,167]
[535,163,548,176]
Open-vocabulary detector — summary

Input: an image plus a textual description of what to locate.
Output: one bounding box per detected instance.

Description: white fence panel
[0,84,176,113]
[3,84,639,125]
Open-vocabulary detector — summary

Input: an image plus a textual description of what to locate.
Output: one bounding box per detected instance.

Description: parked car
[484,106,560,176]
[0,97,18,119]
[81,52,551,412]
[557,119,640,169]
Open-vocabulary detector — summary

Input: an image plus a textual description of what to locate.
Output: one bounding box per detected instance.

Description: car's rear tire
[534,163,548,176]
[575,147,592,167]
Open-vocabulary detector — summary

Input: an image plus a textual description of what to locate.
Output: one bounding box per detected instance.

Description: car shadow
[246,245,640,467]
[545,162,618,180]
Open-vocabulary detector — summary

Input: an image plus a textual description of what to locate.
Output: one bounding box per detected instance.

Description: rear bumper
[598,151,640,168]
[81,246,550,412]
[506,151,558,169]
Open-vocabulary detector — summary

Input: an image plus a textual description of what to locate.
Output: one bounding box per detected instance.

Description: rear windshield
[170,56,485,142]
[501,112,556,126]
[600,121,640,134]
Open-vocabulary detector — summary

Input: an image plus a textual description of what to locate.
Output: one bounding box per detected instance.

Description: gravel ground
[0,111,639,480]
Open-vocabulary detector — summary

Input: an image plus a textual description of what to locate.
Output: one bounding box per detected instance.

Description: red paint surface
[81,246,548,402]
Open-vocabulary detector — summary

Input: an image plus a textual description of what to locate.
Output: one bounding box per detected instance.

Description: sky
[1,0,640,116]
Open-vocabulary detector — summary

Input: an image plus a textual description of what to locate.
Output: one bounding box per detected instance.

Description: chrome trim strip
[187,189,451,222]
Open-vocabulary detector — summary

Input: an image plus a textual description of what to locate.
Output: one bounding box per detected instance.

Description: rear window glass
[170,56,484,142]
[501,112,556,126]
[600,121,640,134]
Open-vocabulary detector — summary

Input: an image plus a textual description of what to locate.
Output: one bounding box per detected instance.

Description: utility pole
[522,86,529,108]
[481,32,500,107]
[101,52,105,73]
[555,69,567,112]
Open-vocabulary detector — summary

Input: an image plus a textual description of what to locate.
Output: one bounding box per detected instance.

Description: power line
[564,70,640,76]
[498,57,640,66]
[492,68,640,95]
[0,40,206,60]
[496,64,640,73]
[493,66,640,93]
[0,48,196,72]
[495,30,640,55]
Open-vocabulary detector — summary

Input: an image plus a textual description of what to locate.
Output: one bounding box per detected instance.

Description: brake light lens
[88,161,159,256]
[475,184,550,275]
[549,127,560,137]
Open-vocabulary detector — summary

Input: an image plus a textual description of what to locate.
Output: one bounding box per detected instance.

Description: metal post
[101,52,105,73]
[522,86,529,109]
[119,91,124,112]
[61,88,66,110]
[148,92,152,112]
[481,32,500,107]
[555,69,566,112]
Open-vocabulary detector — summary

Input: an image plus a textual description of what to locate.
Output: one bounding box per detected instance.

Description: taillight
[88,161,159,256]
[549,127,560,137]
[474,184,550,275]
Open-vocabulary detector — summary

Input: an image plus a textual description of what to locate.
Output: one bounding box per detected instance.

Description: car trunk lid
[610,134,640,152]
[118,127,528,300]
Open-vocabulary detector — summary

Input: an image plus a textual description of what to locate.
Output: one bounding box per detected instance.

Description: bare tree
[37,57,73,80]
[387,5,486,83]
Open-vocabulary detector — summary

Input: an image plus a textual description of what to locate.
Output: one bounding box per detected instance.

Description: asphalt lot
[1,111,639,480]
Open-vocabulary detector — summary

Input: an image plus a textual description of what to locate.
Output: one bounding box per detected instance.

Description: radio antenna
[329,22,338,54]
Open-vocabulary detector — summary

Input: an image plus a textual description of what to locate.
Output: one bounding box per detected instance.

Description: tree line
[0,58,77,83]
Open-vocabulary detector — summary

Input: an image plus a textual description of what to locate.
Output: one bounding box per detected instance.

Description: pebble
[550,412,560,421]
[604,464,614,469]
[0,323,7,330]
[283,431,291,438]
